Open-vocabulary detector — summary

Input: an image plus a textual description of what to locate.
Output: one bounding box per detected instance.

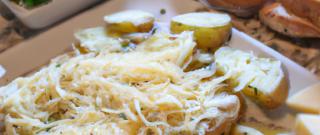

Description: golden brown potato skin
[170,21,232,52]
[280,0,320,28]
[106,21,154,36]
[259,3,320,38]
[206,0,268,17]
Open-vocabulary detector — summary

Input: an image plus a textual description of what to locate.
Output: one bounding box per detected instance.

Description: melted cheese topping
[0,31,239,135]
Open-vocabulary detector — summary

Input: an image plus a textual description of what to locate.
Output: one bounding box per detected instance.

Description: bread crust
[280,0,320,28]
[259,3,320,38]
[206,0,268,17]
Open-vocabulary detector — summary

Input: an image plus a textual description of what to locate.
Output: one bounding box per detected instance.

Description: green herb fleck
[254,87,258,96]
[121,41,130,48]
[244,132,248,135]
[190,118,194,121]
[160,8,166,15]
[119,113,127,120]
[48,117,56,123]
[56,64,61,68]
[151,28,157,35]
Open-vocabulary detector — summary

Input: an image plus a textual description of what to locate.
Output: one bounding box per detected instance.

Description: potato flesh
[106,21,154,36]
[170,12,232,51]
[231,125,263,135]
[104,10,155,36]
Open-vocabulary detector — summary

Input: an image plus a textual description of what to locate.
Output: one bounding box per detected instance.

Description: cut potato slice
[231,125,263,135]
[295,114,320,135]
[74,27,122,53]
[104,10,155,36]
[170,12,232,51]
[214,47,289,108]
[286,82,320,114]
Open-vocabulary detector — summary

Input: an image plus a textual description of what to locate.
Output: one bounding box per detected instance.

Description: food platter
[0,0,319,133]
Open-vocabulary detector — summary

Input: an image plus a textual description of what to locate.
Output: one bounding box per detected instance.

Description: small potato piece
[259,3,320,38]
[171,12,232,52]
[74,27,122,53]
[231,125,263,135]
[214,47,289,108]
[104,10,155,36]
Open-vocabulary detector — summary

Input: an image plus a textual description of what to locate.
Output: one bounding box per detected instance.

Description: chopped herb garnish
[119,113,127,120]
[46,127,52,132]
[56,64,61,68]
[48,117,56,123]
[190,118,194,121]
[121,41,130,48]
[151,28,157,35]
[244,132,248,135]
[254,87,258,96]
[160,8,166,15]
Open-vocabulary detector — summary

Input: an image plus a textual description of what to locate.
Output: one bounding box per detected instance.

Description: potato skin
[280,0,320,28]
[259,2,320,38]
[106,20,154,36]
[170,21,232,52]
[242,77,289,109]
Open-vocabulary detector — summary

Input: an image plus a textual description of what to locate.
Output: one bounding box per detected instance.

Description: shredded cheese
[0,30,239,135]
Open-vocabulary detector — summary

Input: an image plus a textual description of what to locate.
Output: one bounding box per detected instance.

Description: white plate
[0,0,319,129]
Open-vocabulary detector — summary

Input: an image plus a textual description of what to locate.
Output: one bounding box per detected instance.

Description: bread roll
[280,0,320,28]
[259,3,320,38]
[205,0,268,17]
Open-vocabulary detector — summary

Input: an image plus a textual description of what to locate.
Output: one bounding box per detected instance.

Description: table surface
[0,1,319,78]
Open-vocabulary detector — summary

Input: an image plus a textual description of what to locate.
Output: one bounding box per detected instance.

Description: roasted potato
[74,27,122,53]
[214,47,289,108]
[170,12,232,52]
[104,10,155,36]
[259,2,320,38]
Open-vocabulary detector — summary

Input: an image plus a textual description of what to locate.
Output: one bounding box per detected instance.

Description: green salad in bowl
[10,0,51,9]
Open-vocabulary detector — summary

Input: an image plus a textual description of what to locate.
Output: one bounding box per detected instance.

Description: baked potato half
[214,47,289,108]
[171,12,232,52]
[104,10,155,36]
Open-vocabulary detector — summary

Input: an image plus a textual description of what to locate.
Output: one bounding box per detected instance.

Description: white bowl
[2,0,101,29]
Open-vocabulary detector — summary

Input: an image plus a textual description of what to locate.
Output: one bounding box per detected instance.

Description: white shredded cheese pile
[0,30,239,135]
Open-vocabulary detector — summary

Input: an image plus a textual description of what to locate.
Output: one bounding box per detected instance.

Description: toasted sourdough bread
[280,0,320,28]
[259,3,320,38]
